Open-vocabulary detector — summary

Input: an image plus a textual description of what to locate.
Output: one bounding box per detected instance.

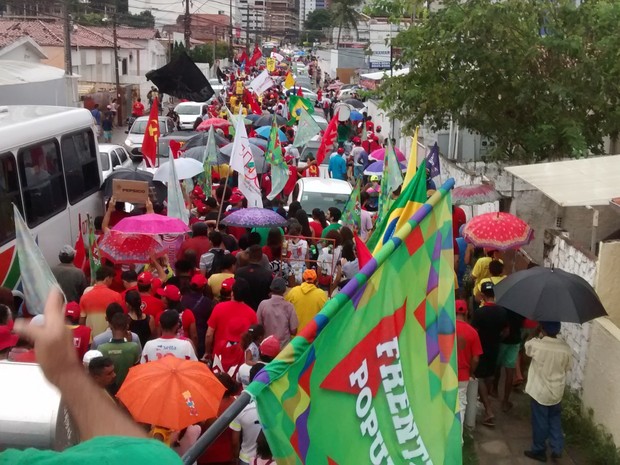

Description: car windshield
[300,191,350,213]
[130,120,166,135]
[99,152,110,171]
[176,104,201,116]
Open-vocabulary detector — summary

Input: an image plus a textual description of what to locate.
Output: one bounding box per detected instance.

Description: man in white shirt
[141,310,197,363]
[230,369,263,465]
[523,321,572,462]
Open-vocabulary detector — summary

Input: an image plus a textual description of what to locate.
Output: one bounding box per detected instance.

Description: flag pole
[182,391,252,465]
[215,169,231,228]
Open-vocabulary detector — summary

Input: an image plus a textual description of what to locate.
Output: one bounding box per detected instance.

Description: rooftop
[506,155,620,207]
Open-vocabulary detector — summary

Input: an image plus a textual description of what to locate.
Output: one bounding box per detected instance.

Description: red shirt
[456,319,483,382]
[282,166,298,197]
[305,164,320,177]
[261,173,272,197]
[132,101,145,117]
[177,236,213,265]
[452,206,467,239]
[140,292,165,321]
[309,221,323,238]
[207,300,257,356]
[70,325,92,360]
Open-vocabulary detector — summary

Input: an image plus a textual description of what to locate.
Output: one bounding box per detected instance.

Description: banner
[246,181,460,465]
[198,125,218,196]
[271,51,284,62]
[229,110,263,208]
[166,159,189,225]
[249,70,275,95]
[266,58,276,73]
[145,51,214,102]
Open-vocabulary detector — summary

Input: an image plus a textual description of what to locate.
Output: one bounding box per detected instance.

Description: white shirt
[230,401,261,463]
[360,209,373,242]
[141,336,198,363]
[525,336,572,406]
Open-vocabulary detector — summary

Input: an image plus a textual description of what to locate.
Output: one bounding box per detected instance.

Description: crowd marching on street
[0,46,599,465]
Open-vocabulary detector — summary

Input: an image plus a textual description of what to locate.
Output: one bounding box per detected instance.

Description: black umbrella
[344,98,365,109]
[253,114,287,127]
[101,169,166,204]
[145,51,214,102]
[181,132,229,152]
[494,267,607,324]
[181,146,228,166]
[245,114,262,122]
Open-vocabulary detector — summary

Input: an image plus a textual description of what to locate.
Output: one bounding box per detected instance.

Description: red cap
[352,136,361,144]
[192,186,206,199]
[229,193,245,204]
[0,326,18,351]
[220,277,235,293]
[455,299,468,315]
[337,147,344,154]
[190,274,208,288]
[138,272,153,285]
[65,301,80,320]
[284,154,294,163]
[157,284,181,301]
[260,335,280,358]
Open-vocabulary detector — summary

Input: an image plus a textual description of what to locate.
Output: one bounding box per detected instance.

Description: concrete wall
[543,229,597,390]
[582,318,620,445]
[595,240,620,327]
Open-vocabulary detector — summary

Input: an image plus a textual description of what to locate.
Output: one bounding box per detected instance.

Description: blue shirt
[91,108,101,125]
[328,154,347,180]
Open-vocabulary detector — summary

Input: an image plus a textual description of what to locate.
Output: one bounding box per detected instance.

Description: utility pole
[212,28,216,67]
[245,1,250,52]
[62,0,73,76]
[112,2,123,126]
[184,0,191,49]
[229,0,234,60]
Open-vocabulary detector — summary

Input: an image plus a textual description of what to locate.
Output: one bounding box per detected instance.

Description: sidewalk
[471,388,578,465]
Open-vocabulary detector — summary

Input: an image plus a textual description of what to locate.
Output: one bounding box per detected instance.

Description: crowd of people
[0,52,575,465]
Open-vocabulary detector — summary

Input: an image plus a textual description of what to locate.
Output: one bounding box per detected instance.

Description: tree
[170,41,229,65]
[331,0,362,47]
[304,8,333,31]
[377,0,620,162]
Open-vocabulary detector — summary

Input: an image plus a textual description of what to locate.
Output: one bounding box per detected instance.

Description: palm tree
[331,0,362,47]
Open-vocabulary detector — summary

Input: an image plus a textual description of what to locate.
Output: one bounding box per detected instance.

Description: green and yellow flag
[341,179,361,232]
[265,116,289,200]
[246,180,460,465]
[289,95,314,121]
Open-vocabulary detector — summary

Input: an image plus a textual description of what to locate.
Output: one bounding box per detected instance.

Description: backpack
[209,249,226,275]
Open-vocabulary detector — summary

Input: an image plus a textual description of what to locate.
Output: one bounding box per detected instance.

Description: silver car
[124,116,176,156]
[99,144,133,181]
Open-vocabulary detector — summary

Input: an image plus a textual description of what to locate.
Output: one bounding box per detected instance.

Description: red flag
[239,50,249,65]
[354,233,372,269]
[169,140,182,159]
[248,45,262,67]
[315,110,339,165]
[141,97,160,168]
[297,87,303,97]
[73,215,87,273]
[248,92,262,115]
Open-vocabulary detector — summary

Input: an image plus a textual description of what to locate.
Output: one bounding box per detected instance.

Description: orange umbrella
[117,355,225,430]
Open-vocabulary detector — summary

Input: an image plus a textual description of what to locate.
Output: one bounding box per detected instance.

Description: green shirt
[0,436,182,464]
[98,340,140,389]
[321,223,341,238]
[251,227,284,247]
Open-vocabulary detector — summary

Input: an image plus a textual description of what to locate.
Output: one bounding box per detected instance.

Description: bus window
[0,153,22,246]
[18,140,67,227]
[61,130,100,204]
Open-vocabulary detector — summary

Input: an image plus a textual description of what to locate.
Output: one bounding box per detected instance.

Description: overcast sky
[128,0,224,27]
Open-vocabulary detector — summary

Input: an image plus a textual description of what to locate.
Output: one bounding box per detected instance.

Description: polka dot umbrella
[462,212,534,250]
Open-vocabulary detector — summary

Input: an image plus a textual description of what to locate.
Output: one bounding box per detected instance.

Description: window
[18,140,67,227]
[111,152,121,168]
[0,153,22,246]
[60,130,100,204]
[116,148,128,164]
[99,152,110,171]
[122,58,128,75]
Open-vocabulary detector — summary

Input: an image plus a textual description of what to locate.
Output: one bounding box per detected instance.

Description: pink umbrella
[99,231,166,264]
[369,147,406,162]
[112,214,190,235]
[196,118,231,131]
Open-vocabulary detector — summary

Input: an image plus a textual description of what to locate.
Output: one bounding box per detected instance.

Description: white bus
[0,105,104,290]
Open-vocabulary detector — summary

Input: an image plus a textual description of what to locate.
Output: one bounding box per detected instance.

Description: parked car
[286,87,318,104]
[288,177,352,214]
[298,138,333,179]
[174,102,206,130]
[99,144,133,181]
[338,85,362,100]
[124,116,176,157]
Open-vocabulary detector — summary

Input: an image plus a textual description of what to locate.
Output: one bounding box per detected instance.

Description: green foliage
[363,0,417,20]
[171,41,229,65]
[331,0,363,46]
[563,390,620,464]
[378,0,620,162]
[304,8,333,30]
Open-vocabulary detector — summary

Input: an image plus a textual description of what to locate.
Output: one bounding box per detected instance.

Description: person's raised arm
[101,196,116,234]
[15,289,147,441]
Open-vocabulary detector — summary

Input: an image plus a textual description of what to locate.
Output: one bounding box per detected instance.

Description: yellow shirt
[475,275,506,297]
[208,272,234,299]
[471,257,504,288]
[213,164,230,178]
[285,282,328,331]
[525,336,572,405]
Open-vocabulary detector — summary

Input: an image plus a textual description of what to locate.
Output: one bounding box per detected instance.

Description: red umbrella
[196,118,231,131]
[463,212,534,250]
[99,231,167,264]
[369,147,406,162]
[452,184,502,206]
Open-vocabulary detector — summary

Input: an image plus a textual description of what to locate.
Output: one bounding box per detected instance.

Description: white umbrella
[153,158,204,182]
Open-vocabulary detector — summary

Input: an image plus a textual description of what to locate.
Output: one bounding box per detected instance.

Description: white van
[174,102,206,130]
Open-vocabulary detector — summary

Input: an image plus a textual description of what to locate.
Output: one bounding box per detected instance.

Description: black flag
[146,51,214,102]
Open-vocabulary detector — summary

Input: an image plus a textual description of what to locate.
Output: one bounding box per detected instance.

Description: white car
[124,116,176,156]
[174,102,206,130]
[338,86,362,100]
[289,177,352,214]
[99,144,133,181]
[288,87,318,104]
